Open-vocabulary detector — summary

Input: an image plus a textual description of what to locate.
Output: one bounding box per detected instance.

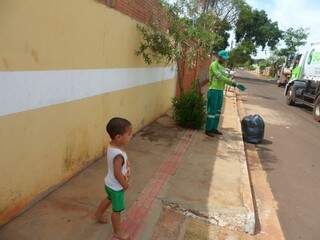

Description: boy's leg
[108,187,129,239]
[111,212,129,240]
[95,198,111,223]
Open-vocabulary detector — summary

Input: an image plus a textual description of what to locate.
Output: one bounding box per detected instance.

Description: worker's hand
[236,83,246,91]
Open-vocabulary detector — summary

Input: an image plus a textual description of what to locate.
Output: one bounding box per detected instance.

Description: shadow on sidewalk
[0,93,251,240]
[148,93,252,239]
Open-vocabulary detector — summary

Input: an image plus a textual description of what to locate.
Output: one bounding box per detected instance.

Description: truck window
[307,49,314,65]
[307,49,320,65]
[311,51,320,64]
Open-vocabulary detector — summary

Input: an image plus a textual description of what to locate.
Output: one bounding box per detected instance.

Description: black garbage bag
[241,114,265,144]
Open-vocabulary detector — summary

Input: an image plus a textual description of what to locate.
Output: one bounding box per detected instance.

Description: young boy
[95,117,132,240]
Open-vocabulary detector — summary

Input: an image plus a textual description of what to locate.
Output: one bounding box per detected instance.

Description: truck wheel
[286,85,296,106]
[313,96,320,122]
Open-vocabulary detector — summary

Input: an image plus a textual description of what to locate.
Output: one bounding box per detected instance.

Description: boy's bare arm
[113,155,129,190]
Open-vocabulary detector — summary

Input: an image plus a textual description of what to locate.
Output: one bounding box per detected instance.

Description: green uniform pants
[206,89,223,132]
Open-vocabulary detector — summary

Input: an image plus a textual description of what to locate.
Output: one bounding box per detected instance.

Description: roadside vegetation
[135,0,308,127]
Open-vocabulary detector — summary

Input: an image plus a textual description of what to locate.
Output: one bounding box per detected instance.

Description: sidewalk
[0,92,255,240]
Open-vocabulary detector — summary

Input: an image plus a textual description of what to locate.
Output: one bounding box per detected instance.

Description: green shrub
[172,88,206,129]
[248,65,256,71]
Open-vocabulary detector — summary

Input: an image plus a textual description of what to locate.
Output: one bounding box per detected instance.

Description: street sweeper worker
[205,50,246,137]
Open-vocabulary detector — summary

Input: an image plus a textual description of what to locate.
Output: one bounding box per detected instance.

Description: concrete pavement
[140,91,255,239]
[0,91,255,240]
[237,75,320,240]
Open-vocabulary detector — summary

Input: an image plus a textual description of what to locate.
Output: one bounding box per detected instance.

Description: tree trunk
[194,53,201,94]
[177,59,184,95]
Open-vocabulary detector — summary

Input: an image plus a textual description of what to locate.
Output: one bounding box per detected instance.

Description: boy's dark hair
[106,117,132,139]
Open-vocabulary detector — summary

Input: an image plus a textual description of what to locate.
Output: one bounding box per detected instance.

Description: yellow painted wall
[0,0,176,224]
[0,0,156,71]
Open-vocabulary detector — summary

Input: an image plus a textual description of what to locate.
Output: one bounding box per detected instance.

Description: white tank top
[104,146,128,191]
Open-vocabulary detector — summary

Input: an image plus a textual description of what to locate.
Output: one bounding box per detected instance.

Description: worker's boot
[212,129,223,135]
[205,131,215,137]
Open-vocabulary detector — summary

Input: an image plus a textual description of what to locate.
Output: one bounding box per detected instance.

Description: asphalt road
[235,71,320,240]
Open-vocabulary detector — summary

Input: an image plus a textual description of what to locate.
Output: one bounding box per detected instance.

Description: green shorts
[105,186,125,212]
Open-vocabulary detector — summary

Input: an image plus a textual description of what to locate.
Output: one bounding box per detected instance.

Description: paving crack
[161,199,220,226]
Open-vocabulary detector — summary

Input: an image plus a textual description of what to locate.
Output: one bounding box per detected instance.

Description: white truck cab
[285,42,320,122]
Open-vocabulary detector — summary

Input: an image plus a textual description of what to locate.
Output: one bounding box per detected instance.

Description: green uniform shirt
[290,66,302,80]
[209,60,234,90]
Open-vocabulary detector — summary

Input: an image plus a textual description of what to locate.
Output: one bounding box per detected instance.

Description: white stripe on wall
[0,67,176,117]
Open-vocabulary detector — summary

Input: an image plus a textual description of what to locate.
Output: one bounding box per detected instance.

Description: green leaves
[235,4,282,50]
[229,3,283,67]
[277,27,309,57]
[172,88,206,129]
[136,1,230,67]
[228,40,255,67]
[136,25,174,64]
[136,1,231,93]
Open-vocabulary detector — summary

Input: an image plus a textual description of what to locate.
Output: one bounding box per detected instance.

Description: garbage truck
[285,42,320,122]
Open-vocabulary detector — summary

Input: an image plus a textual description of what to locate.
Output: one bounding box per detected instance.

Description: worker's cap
[218,50,230,60]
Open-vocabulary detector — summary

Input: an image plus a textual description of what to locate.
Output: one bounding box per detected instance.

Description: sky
[246,0,320,58]
[167,0,320,58]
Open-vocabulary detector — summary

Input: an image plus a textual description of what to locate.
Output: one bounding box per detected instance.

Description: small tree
[228,40,255,68]
[276,27,309,57]
[136,1,223,94]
